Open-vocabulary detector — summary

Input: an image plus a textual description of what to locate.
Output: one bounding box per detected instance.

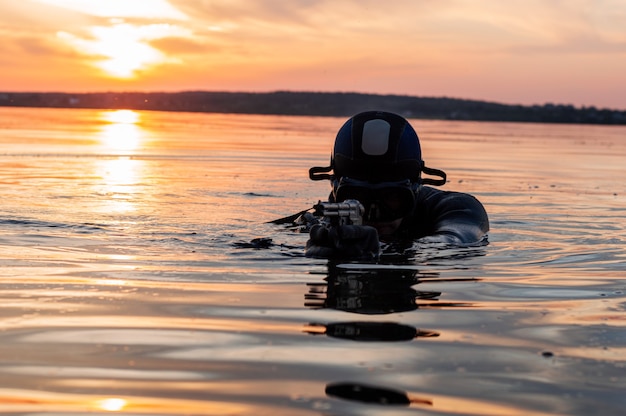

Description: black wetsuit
[401,186,489,244]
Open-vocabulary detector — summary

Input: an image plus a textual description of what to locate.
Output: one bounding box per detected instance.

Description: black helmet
[309,111,446,222]
[334,111,423,182]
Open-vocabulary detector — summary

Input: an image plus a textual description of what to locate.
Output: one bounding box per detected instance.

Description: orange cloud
[35,0,188,20]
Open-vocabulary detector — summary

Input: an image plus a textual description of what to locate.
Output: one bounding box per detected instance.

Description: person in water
[303,110,489,259]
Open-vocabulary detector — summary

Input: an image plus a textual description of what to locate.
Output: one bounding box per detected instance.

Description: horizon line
[1,89,624,112]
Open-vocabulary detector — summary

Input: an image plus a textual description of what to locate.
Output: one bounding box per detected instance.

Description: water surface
[0,107,624,415]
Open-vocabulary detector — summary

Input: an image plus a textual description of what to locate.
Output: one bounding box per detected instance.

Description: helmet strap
[421,165,447,186]
[309,165,333,181]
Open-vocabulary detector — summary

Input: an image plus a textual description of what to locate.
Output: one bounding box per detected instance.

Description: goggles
[333,177,417,222]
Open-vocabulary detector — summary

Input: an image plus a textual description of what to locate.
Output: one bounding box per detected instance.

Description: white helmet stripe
[361,119,390,156]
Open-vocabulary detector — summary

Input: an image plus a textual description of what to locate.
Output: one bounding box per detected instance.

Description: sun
[42,0,189,79]
[91,24,165,78]
[57,21,189,79]
[58,23,171,79]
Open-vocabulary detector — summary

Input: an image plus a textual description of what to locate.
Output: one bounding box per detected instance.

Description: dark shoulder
[417,186,486,211]
[404,186,489,241]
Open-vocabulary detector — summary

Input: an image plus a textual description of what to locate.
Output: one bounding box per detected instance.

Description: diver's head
[332,111,423,183]
[309,111,446,228]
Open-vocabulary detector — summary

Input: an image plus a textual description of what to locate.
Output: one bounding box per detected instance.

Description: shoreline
[1,90,625,125]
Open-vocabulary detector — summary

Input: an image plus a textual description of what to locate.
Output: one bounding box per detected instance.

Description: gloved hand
[305,223,380,259]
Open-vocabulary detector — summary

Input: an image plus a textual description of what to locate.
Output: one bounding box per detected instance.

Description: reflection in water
[305,263,474,314]
[325,382,432,407]
[98,110,142,153]
[102,109,140,125]
[100,124,141,152]
[304,321,439,342]
[93,110,146,214]
[94,157,144,213]
[95,397,127,412]
[308,262,482,411]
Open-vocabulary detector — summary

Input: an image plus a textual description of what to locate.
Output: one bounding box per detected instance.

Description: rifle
[313,199,364,226]
[266,199,364,228]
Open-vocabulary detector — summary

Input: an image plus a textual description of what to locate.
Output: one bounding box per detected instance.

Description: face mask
[334,177,417,222]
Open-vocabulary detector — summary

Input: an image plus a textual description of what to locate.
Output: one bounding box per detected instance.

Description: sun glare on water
[95,397,127,411]
[99,110,142,152]
[104,109,140,125]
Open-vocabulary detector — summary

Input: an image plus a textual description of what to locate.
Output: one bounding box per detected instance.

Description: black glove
[306,223,380,260]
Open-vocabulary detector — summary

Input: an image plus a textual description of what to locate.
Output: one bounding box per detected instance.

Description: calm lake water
[0,107,624,415]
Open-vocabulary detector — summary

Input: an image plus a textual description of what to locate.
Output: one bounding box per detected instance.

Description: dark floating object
[541,351,555,358]
[325,382,432,406]
[233,237,273,249]
[304,321,439,342]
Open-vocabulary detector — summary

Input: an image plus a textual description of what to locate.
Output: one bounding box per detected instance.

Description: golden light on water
[99,110,142,152]
[93,110,147,213]
[94,157,143,213]
[103,109,140,125]
[100,157,139,185]
[101,123,142,151]
[95,397,127,412]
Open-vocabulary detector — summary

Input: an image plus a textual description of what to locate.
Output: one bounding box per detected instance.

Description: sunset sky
[1,0,625,109]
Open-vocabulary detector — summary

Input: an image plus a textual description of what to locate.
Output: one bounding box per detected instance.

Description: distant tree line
[0,91,624,125]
